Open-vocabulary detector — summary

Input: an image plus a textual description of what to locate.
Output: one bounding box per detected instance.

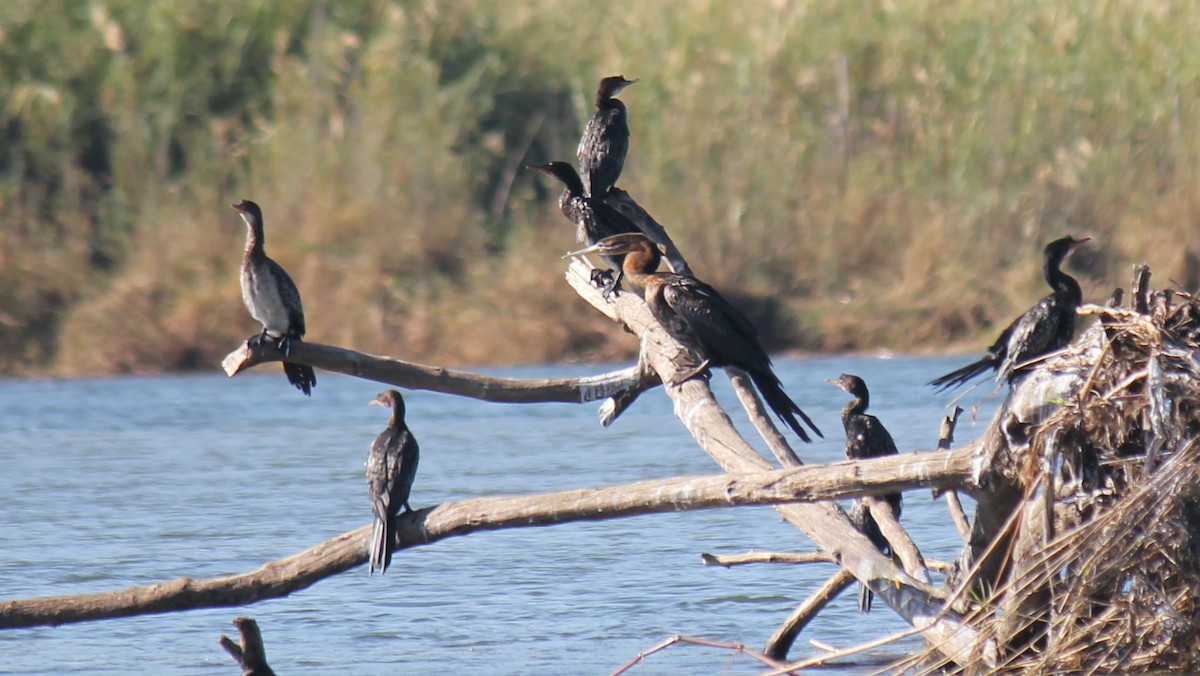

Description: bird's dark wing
[577,108,629,196]
[265,257,306,337]
[367,427,411,522]
[661,276,771,371]
[845,414,900,460]
[998,295,1062,381]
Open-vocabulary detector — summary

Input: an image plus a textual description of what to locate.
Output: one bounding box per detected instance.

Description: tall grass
[2,0,1198,375]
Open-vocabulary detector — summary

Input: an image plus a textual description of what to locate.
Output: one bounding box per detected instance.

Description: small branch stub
[218,617,276,676]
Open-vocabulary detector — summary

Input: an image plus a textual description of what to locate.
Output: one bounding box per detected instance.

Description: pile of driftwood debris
[920,271,1200,672]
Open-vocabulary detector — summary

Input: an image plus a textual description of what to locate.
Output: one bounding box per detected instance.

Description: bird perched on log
[578,75,637,198]
[929,235,1090,392]
[526,160,643,295]
[828,373,902,612]
[366,389,420,576]
[232,199,317,396]
[567,233,822,443]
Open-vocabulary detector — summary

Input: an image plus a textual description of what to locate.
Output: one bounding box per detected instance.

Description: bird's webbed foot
[275,335,292,358]
[590,268,621,299]
[251,330,270,347]
[670,355,712,386]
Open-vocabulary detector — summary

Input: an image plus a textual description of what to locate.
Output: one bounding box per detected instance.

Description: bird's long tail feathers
[751,372,823,443]
[368,517,392,576]
[858,583,874,613]
[927,356,995,393]
[283,362,316,396]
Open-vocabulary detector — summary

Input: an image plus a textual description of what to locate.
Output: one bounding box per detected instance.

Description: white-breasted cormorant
[568,233,822,443]
[828,373,902,612]
[929,235,1089,392]
[366,389,419,576]
[577,75,637,198]
[232,199,317,396]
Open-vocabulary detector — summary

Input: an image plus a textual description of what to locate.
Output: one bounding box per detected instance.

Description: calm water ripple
[0,355,995,674]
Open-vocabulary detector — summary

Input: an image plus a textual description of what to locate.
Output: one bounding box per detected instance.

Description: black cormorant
[577,75,637,198]
[828,373,902,612]
[232,199,317,396]
[366,389,420,576]
[526,161,642,294]
[568,233,822,443]
[929,235,1089,392]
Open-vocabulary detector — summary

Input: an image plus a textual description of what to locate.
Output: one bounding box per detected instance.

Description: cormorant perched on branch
[577,75,638,197]
[828,373,902,612]
[232,200,317,396]
[366,389,420,576]
[526,161,642,294]
[929,235,1090,392]
[568,233,822,443]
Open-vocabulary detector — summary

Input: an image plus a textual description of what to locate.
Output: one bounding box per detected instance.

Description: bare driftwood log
[223,339,660,421]
[563,259,984,664]
[218,617,276,676]
[0,450,975,629]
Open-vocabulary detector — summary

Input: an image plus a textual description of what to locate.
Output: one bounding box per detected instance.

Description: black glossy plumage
[577,75,637,198]
[366,390,420,576]
[232,200,316,396]
[527,161,643,292]
[829,373,902,613]
[929,235,1089,393]
[571,234,822,443]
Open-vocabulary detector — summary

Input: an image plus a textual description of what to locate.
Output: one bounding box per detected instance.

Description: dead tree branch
[564,260,983,663]
[701,551,835,567]
[218,617,276,676]
[0,451,975,630]
[222,339,660,422]
[764,569,857,661]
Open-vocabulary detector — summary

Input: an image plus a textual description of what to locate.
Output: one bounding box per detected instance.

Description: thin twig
[611,634,789,675]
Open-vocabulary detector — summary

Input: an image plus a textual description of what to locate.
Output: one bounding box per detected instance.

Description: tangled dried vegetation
[919,270,1200,673]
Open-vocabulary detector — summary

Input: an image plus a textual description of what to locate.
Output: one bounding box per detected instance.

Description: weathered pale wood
[701,551,835,567]
[726,368,803,468]
[222,339,658,408]
[602,188,691,276]
[218,617,276,676]
[866,495,931,586]
[564,259,982,662]
[0,450,975,629]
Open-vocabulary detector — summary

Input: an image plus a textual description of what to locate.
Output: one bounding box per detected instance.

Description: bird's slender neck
[621,243,662,284]
[841,391,868,418]
[557,166,585,198]
[597,93,625,112]
[1044,252,1081,301]
[243,217,265,258]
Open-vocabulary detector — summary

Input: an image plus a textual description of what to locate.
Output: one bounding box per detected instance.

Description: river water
[0,355,993,674]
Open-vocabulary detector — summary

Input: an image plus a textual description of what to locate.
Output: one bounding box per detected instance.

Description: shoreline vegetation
[3,1,1199,378]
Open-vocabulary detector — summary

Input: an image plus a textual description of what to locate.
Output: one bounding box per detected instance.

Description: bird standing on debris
[577,75,637,198]
[929,235,1089,392]
[568,233,822,443]
[232,199,316,396]
[828,373,902,612]
[366,389,420,576]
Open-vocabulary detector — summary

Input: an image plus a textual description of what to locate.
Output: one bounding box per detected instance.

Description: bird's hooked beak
[1070,236,1091,251]
[524,164,550,175]
[614,76,639,93]
[369,396,387,407]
